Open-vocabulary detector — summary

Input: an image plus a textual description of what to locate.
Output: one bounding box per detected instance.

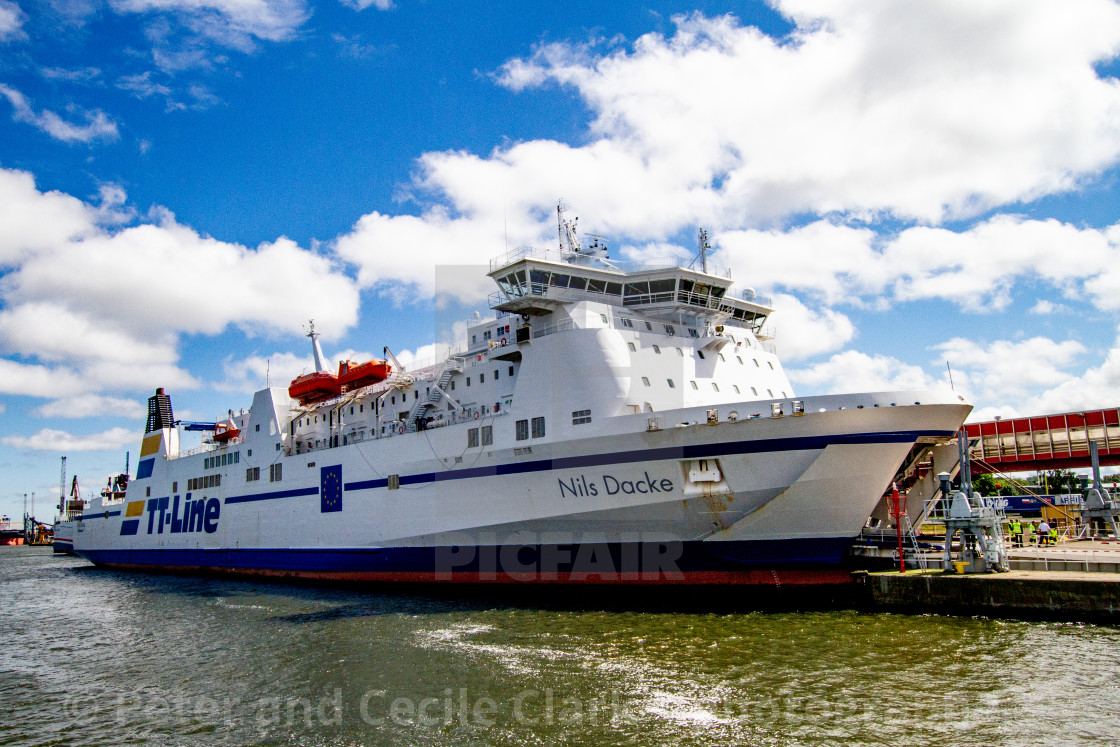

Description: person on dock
[1049,522,1059,545]
[1039,519,1051,546]
[1010,518,1022,547]
[1024,522,1035,546]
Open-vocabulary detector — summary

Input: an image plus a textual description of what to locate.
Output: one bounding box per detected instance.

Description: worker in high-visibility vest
[1009,518,1022,547]
[1049,523,1059,545]
[1024,522,1035,546]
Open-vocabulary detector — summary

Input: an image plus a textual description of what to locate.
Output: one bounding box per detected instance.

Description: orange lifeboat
[289,371,342,405]
[212,419,241,442]
[337,359,392,391]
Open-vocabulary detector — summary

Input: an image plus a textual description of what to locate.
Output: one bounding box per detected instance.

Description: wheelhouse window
[468,428,479,448]
[531,417,546,438]
[516,419,529,441]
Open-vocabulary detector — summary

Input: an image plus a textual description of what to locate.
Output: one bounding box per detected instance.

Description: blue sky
[2,0,1120,522]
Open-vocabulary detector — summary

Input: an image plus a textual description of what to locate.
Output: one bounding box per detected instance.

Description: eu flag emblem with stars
[321,465,342,513]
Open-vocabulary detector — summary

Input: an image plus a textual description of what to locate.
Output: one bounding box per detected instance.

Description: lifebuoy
[398,424,404,434]
[500,337,508,347]
[474,411,480,420]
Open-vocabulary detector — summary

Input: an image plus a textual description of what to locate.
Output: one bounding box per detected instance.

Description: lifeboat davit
[337,359,391,391]
[212,419,241,442]
[289,371,342,405]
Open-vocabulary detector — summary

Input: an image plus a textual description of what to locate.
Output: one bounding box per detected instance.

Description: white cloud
[337,0,392,11]
[110,0,310,55]
[0,167,360,398]
[1021,331,1120,414]
[0,0,26,41]
[787,349,939,395]
[0,427,138,451]
[35,395,147,419]
[0,85,119,143]
[486,3,1120,227]
[767,293,855,362]
[935,336,1088,402]
[333,208,511,303]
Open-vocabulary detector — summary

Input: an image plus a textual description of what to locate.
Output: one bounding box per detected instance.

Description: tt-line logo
[120,495,221,536]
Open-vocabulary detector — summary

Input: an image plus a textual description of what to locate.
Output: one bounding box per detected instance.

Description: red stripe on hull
[94,564,854,586]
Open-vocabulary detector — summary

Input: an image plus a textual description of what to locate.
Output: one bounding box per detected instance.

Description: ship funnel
[145,388,174,434]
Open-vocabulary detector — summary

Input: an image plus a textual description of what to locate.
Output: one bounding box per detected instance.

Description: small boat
[212,419,241,442]
[338,359,391,391]
[288,371,341,405]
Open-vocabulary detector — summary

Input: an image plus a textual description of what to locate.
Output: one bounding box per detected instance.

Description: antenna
[59,456,66,516]
[266,358,271,388]
[946,361,955,390]
[698,228,710,274]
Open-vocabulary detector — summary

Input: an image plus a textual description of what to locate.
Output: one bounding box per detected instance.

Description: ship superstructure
[72,215,970,584]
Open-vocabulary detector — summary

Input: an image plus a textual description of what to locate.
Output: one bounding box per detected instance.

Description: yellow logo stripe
[140,433,162,457]
[125,501,145,517]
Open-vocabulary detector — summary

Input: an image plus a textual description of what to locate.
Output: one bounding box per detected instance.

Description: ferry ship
[72,212,970,585]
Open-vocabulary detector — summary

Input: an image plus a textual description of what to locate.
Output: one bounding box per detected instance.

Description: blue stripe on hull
[75,537,854,580]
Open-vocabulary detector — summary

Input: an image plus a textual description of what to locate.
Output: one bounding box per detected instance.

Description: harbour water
[3,545,1119,746]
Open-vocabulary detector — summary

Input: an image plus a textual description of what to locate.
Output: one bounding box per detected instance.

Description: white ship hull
[73,391,967,585]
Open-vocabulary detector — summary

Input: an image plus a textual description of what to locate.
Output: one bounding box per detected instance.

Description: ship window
[712,383,720,392]
[350,406,354,415]
[484,330,491,340]
[531,417,546,438]
[667,379,676,388]
[606,282,622,296]
[752,387,758,395]
[481,425,493,446]
[782,391,788,397]
[622,318,634,328]
[494,369,498,380]
[587,278,606,293]
[570,276,587,290]
[664,325,675,335]
[689,328,699,337]
[691,381,699,390]
[645,322,652,331]
[572,409,592,425]
[270,463,282,482]
[480,373,485,383]
[508,366,514,376]
[451,380,455,391]
[767,389,774,397]
[247,450,252,457]
[414,391,419,400]
[737,356,743,365]
[697,351,706,359]
[516,419,529,441]
[468,428,479,448]
[719,353,726,362]
[754,359,760,367]
[549,273,570,288]
[172,481,178,492]
[391,396,395,404]
[642,376,651,387]
[733,385,741,394]
[653,345,661,354]
[146,486,151,497]
[246,467,260,482]
[768,362,775,370]
[600,314,608,324]
[255,424,260,432]
[628,342,636,352]
[466,377,470,386]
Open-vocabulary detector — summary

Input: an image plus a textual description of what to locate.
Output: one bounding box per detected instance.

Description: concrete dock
[861,565,1120,622]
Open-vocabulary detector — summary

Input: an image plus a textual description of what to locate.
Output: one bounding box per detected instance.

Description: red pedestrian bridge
[965,407,1120,474]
